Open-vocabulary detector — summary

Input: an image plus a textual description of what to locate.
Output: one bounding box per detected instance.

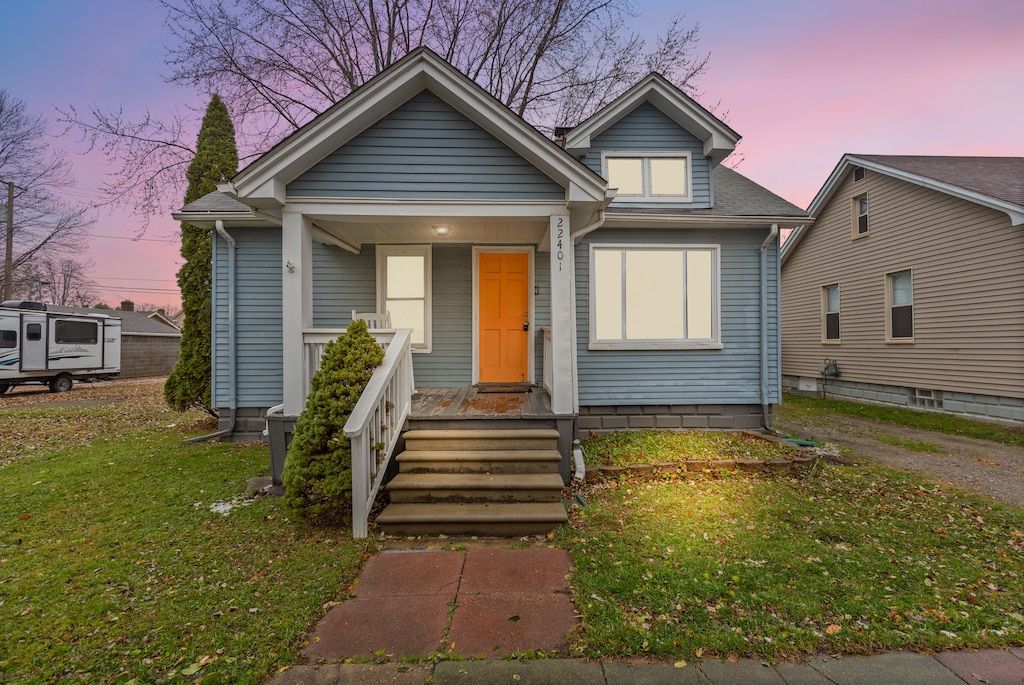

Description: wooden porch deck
[409,386,559,420]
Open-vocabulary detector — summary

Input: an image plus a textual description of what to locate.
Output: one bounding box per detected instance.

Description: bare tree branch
[59,0,710,225]
[1,90,95,298]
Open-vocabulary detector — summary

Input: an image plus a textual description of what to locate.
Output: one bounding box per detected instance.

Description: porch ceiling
[309,216,549,246]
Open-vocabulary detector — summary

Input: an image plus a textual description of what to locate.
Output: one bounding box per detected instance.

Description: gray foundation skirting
[578,403,767,437]
[783,375,1024,426]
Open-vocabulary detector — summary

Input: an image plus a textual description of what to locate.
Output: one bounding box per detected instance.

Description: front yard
[0,380,372,683]
[3,382,1023,680]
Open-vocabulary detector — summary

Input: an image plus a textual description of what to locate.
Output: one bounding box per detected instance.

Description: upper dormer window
[603,152,692,202]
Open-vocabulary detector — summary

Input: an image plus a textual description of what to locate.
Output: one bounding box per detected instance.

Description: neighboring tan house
[48,305,182,378]
[174,48,809,536]
[781,154,1024,425]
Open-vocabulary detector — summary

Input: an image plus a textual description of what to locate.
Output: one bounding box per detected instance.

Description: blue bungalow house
[174,48,810,536]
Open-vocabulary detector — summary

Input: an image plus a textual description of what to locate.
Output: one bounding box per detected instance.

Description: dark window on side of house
[26,323,41,341]
[888,270,914,339]
[0,329,15,348]
[54,320,98,345]
[823,284,840,341]
[856,195,869,235]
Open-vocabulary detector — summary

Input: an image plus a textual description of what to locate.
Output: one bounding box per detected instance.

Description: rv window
[55,320,98,344]
[1,329,15,348]
[26,323,41,341]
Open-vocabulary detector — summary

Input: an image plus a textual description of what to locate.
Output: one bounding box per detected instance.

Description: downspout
[185,220,237,443]
[759,224,779,430]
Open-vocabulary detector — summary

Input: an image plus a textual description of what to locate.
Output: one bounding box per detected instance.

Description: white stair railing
[343,328,415,538]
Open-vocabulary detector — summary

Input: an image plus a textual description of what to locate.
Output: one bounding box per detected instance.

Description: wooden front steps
[375,428,568,536]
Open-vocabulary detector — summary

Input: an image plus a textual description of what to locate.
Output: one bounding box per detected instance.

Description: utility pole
[2,179,12,301]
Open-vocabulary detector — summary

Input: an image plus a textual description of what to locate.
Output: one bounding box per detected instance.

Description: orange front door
[479,252,529,383]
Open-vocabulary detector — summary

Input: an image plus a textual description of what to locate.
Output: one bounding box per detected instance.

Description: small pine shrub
[282,319,385,525]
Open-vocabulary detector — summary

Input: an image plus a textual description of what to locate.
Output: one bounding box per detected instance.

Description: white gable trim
[563,74,740,165]
[782,154,1024,264]
[225,48,607,209]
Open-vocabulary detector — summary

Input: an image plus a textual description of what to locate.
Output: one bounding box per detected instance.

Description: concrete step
[402,428,560,452]
[375,502,568,536]
[395,449,562,474]
[387,472,565,503]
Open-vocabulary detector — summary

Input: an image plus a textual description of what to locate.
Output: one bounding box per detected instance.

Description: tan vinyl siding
[782,170,1024,399]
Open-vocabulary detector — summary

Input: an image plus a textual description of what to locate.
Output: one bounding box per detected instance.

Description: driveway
[774,409,1024,508]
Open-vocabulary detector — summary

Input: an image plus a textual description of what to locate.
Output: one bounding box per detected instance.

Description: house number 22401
[555,218,565,271]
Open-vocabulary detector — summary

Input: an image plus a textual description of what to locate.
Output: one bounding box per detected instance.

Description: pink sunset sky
[1,0,1022,311]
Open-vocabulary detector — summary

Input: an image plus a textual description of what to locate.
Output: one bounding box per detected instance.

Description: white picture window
[603,152,692,202]
[377,245,431,350]
[590,244,720,349]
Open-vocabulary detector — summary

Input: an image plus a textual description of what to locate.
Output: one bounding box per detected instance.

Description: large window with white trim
[377,245,431,350]
[590,244,720,349]
[603,152,692,202]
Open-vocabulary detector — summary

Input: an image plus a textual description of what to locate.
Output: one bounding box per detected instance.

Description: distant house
[174,48,809,536]
[781,155,1024,425]
[48,305,181,378]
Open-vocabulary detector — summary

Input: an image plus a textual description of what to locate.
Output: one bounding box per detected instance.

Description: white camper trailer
[0,301,121,394]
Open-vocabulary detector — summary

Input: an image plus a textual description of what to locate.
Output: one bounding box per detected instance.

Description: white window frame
[602,151,693,203]
[885,268,914,343]
[589,243,721,350]
[822,283,841,343]
[376,244,432,352]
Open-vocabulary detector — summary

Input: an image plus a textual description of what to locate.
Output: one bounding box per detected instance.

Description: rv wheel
[49,374,73,393]
[0,382,9,394]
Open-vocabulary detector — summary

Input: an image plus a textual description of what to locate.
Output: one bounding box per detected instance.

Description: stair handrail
[344,327,415,538]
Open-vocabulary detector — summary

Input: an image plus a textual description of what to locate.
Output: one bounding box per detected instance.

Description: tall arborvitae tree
[165,95,238,414]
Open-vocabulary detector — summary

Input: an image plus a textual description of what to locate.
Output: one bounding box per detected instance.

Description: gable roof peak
[223,46,608,208]
[562,74,740,165]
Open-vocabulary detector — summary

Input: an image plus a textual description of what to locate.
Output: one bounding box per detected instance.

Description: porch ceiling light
[432,225,451,236]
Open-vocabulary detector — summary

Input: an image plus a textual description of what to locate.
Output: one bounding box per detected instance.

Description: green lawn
[1,386,371,683]
[779,394,1024,448]
[581,430,802,467]
[559,464,1024,660]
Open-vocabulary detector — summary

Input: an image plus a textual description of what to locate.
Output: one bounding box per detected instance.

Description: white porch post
[548,213,577,414]
[282,208,313,414]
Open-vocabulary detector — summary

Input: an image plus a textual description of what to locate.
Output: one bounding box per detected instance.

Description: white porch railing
[301,327,415,538]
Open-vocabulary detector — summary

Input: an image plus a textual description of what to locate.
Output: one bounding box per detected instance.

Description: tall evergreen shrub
[283,320,385,524]
[165,94,238,414]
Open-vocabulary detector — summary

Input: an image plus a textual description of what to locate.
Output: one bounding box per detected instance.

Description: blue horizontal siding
[288,91,564,200]
[212,227,283,408]
[576,228,780,406]
[581,102,712,209]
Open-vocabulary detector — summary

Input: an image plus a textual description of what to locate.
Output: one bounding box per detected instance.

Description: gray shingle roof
[610,166,808,218]
[854,155,1024,207]
[179,191,252,213]
[46,306,181,336]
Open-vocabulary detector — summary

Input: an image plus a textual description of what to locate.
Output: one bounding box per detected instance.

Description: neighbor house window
[854,194,869,236]
[603,152,692,202]
[377,245,431,351]
[886,269,914,341]
[54,320,98,345]
[823,284,840,342]
[590,244,720,349]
